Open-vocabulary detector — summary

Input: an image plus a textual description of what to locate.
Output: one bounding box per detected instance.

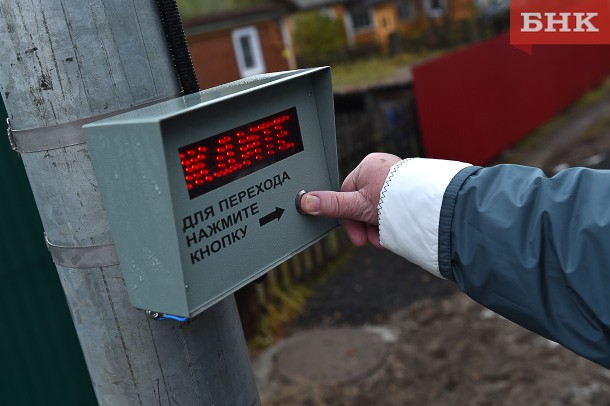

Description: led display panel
[179,107,304,199]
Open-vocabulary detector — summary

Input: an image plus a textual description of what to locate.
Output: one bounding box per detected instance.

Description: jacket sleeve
[378,158,610,368]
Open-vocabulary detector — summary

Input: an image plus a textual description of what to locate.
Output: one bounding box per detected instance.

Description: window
[231,26,266,78]
[397,0,417,21]
[350,8,373,31]
[424,0,447,18]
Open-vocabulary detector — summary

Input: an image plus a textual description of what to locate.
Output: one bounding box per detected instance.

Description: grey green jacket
[378,158,610,368]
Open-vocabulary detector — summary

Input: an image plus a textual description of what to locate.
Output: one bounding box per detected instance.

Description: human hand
[299,153,402,247]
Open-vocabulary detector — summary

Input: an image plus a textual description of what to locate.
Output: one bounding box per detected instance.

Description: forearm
[379,159,610,368]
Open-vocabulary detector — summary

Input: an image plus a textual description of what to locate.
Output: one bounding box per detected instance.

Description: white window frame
[231,26,266,78]
[397,0,418,21]
[424,0,447,18]
[349,8,374,32]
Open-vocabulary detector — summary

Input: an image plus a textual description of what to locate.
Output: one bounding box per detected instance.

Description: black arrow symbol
[259,207,285,227]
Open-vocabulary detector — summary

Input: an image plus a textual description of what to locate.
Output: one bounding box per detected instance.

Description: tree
[293,11,346,66]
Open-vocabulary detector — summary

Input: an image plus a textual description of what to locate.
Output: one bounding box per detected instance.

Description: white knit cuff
[378,158,472,278]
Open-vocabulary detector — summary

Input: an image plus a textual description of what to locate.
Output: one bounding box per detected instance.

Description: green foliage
[578,75,610,106]
[177,0,271,18]
[292,11,345,66]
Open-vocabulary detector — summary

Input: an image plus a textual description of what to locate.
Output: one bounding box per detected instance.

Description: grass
[577,75,610,107]
[576,76,610,141]
[247,238,355,357]
[517,114,568,150]
[580,114,610,141]
[329,50,444,91]
[503,75,610,160]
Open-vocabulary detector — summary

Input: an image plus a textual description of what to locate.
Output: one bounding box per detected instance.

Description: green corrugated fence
[0,104,97,405]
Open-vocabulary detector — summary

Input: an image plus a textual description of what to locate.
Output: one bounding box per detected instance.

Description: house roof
[290,0,346,10]
[290,0,394,11]
[183,3,291,35]
[181,0,396,35]
[345,0,395,8]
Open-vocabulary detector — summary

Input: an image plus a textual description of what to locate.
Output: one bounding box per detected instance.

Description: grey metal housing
[84,67,339,317]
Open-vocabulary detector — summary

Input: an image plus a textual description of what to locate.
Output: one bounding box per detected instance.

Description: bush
[292,11,346,66]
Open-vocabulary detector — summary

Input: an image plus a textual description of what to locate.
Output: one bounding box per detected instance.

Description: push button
[295,190,308,215]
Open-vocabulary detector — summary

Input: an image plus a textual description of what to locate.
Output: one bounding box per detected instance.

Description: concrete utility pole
[0,1,259,405]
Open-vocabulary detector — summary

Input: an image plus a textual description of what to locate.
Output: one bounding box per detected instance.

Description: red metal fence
[412,33,610,165]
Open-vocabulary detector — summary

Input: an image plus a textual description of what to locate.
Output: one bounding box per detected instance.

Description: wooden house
[183,3,296,89]
[289,0,477,56]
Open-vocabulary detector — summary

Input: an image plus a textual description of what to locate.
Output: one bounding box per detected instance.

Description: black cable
[156,0,200,95]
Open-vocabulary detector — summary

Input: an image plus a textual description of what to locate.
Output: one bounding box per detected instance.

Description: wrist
[377,158,472,278]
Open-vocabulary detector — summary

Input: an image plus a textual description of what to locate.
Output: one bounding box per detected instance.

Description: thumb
[300,191,371,223]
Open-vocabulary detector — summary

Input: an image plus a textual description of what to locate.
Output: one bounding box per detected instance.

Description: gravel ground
[259,84,610,405]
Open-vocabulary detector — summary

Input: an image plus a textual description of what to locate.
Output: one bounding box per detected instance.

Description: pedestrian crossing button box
[84,67,339,318]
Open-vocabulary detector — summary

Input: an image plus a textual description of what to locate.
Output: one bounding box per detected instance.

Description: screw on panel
[145,310,161,319]
[145,309,189,322]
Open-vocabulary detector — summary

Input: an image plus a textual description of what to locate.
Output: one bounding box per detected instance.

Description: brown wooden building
[290,0,477,55]
[184,4,296,89]
[182,0,478,88]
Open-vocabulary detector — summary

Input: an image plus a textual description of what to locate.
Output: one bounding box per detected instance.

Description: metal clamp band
[7,94,181,153]
[45,234,119,269]
[6,118,17,151]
